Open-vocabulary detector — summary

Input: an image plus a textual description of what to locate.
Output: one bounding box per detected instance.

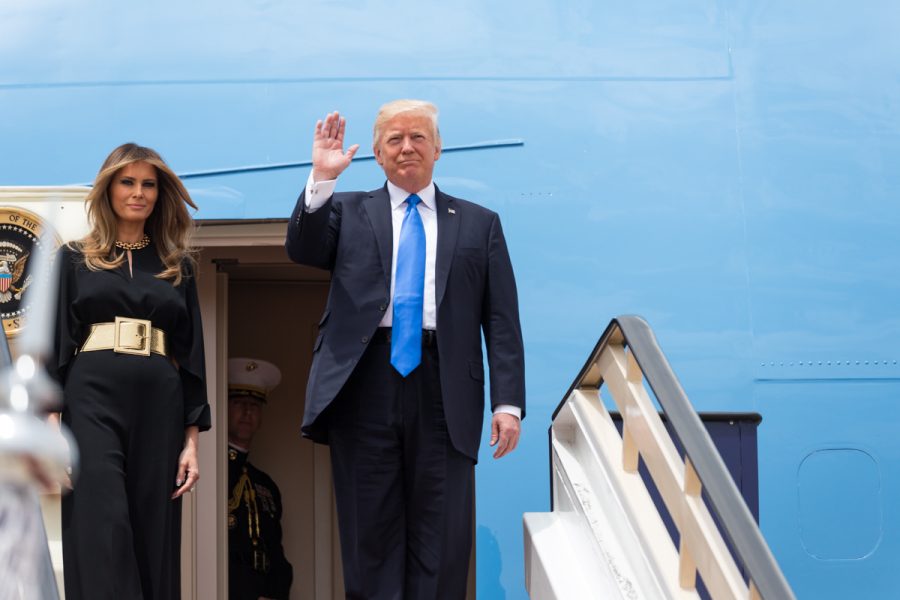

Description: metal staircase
[523,316,795,600]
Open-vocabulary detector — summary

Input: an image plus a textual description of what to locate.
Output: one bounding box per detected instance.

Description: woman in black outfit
[49,143,210,599]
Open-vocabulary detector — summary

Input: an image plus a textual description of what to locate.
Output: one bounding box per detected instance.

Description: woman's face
[108,161,158,228]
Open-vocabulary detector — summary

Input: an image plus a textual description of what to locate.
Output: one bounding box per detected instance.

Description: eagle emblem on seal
[0,206,61,337]
[0,243,30,303]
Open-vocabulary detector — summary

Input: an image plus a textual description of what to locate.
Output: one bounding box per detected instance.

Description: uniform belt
[373,327,437,347]
[80,317,167,357]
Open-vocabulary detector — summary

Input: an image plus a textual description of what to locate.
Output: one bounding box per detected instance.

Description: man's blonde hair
[372,99,441,147]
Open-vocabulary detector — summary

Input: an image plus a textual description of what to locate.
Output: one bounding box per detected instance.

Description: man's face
[227,395,263,447]
[374,112,441,194]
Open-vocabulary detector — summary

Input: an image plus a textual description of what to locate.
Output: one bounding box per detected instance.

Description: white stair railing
[524,316,794,600]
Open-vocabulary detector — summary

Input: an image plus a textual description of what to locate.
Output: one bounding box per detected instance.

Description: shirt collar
[387,180,435,211]
[228,443,250,457]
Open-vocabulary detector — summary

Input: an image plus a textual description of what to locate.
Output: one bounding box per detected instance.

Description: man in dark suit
[285,99,525,599]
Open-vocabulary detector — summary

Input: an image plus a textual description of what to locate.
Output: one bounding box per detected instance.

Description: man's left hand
[490,413,521,459]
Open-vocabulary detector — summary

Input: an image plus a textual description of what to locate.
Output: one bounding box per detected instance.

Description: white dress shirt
[304,172,521,419]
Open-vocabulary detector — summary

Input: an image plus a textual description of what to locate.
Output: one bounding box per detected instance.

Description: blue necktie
[391,194,426,376]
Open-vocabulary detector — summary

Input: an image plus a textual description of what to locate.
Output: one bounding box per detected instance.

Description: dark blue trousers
[327,333,474,600]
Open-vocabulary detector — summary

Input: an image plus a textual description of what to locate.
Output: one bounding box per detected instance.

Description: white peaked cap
[227,357,282,403]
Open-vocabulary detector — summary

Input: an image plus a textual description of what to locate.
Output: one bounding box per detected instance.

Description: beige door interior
[224,258,341,599]
[193,238,342,600]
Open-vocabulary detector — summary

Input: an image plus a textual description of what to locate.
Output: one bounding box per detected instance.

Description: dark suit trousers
[327,333,475,600]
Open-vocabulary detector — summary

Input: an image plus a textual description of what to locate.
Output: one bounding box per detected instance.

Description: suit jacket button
[379,304,387,311]
[361,336,368,343]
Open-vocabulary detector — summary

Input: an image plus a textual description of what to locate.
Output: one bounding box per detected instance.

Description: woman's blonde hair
[80,143,197,285]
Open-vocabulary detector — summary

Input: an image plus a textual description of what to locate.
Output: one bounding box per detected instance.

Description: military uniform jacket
[228,446,293,600]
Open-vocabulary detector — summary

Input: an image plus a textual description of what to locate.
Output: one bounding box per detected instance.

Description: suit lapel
[363,186,392,293]
[435,186,459,310]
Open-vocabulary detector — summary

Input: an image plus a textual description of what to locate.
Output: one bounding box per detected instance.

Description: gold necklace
[115,234,150,251]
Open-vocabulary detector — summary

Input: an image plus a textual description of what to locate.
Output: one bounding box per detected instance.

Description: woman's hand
[172,426,200,499]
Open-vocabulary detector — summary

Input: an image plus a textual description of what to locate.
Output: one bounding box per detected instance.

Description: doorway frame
[187,221,341,600]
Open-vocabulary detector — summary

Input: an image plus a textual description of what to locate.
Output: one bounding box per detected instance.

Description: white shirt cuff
[493,404,521,419]
[305,171,337,212]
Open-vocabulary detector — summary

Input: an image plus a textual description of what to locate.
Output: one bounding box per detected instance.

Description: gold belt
[81,317,167,357]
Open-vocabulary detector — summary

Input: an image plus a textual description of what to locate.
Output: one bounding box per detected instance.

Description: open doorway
[224,258,339,599]
[192,231,344,600]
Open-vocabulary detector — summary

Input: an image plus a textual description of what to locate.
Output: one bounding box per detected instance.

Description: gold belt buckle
[113,316,152,356]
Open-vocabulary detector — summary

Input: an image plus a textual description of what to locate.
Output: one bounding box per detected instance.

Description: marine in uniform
[227,358,293,600]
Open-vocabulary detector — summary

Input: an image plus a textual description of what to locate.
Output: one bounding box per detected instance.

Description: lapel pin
[448,207,456,215]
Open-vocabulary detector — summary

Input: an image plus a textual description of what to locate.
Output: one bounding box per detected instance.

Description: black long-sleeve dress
[50,243,210,600]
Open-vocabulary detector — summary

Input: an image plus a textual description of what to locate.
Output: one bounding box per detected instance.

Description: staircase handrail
[552,315,795,600]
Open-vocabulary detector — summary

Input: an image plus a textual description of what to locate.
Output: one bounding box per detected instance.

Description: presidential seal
[0,207,60,337]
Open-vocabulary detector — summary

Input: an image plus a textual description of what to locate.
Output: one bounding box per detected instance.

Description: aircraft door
[219,256,342,599]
